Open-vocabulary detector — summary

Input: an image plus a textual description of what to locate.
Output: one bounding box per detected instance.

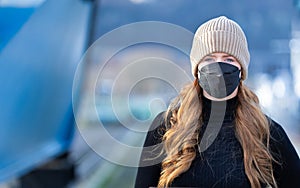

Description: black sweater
[134,96,300,188]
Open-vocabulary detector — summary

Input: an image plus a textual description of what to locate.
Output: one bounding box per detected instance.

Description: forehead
[204,52,236,58]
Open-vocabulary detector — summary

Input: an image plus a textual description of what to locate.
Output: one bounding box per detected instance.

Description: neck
[203,87,239,101]
[202,94,238,124]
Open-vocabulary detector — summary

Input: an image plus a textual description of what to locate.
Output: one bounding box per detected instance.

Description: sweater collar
[202,95,238,124]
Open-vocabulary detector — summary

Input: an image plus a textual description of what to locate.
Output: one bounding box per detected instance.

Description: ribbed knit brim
[190,16,250,80]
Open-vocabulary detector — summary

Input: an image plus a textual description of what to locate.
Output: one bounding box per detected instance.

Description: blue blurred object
[0,7,35,51]
[0,0,92,182]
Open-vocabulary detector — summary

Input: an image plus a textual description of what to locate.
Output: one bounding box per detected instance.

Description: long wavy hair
[157,79,278,188]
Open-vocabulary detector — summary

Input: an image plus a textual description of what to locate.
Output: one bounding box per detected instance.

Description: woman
[135,16,300,188]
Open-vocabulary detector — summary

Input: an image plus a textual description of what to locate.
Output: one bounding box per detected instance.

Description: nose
[215,57,223,62]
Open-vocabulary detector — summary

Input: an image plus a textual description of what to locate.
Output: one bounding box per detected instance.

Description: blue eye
[225,58,234,62]
[203,57,214,62]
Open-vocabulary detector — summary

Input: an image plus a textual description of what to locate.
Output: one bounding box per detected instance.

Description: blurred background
[1,0,300,187]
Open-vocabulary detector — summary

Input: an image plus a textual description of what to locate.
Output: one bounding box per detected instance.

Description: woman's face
[198,52,242,101]
[198,52,241,71]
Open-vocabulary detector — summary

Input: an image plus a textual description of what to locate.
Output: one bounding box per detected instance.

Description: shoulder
[150,111,166,131]
[267,116,299,161]
[268,117,286,140]
[143,111,166,147]
[266,118,300,186]
[267,117,292,144]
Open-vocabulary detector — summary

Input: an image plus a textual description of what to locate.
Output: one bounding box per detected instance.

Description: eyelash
[203,57,235,62]
[203,58,214,62]
[225,58,235,62]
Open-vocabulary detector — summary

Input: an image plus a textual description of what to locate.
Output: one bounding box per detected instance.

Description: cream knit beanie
[190,16,250,80]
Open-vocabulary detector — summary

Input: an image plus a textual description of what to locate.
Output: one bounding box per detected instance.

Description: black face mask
[198,62,241,99]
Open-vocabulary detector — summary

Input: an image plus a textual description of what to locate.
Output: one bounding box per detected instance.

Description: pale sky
[0,0,45,7]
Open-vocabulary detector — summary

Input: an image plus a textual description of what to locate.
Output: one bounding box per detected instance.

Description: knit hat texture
[190,16,250,80]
